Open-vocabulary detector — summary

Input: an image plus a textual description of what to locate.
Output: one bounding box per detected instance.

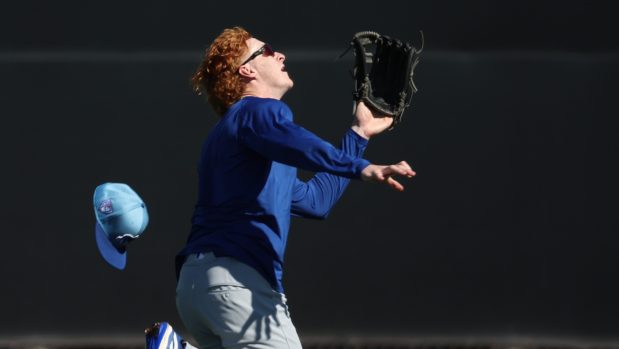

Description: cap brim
[95,222,127,270]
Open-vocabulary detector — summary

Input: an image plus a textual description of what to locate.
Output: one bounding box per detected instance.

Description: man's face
[241,38,293,93]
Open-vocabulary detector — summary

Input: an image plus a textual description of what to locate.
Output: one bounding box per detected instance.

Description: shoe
[145,321,184,349]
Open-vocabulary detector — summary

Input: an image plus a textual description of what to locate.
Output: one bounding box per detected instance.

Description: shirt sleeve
[238,100,370,178]
[290,128,369,219]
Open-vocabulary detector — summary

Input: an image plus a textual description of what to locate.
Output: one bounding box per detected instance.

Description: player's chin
[285,77,294,89]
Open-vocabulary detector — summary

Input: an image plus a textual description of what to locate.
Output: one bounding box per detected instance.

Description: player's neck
[242,83,286,100]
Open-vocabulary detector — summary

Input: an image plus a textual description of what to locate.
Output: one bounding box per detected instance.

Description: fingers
[397,161,415,176]
[386,176,404,192]
[398,160,413,172]
[385,161,416,178]
[361,162,416,191]
[383,161,416,191]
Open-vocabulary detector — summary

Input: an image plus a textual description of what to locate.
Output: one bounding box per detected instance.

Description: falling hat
[93,183,149,269]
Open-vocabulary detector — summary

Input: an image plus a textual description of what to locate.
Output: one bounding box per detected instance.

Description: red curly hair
[192,27,252,116]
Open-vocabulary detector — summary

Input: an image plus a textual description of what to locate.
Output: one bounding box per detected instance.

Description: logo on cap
[98,199,114,215]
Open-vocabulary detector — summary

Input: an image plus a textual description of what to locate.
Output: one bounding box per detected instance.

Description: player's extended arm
[238,102,369,178]
[290,102,415,218]
[290,128,366,219]
[240,101,415,199]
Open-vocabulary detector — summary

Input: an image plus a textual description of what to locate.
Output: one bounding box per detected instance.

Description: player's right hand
[360,161,416,191]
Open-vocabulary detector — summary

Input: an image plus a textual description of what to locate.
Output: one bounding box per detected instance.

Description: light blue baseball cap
[93,183,149,270]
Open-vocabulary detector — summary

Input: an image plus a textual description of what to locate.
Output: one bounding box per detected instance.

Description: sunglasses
[241,43,275,65]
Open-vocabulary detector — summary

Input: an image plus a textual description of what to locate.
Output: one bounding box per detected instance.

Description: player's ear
[238,64,256,79]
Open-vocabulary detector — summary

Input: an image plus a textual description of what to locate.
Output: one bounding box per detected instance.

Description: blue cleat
[145,322,184,349]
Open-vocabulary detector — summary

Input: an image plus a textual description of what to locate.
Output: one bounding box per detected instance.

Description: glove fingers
[368,38,393,112]
[347,30,422,125]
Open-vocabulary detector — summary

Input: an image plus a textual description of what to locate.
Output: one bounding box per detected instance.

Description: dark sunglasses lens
[263,44,275,56]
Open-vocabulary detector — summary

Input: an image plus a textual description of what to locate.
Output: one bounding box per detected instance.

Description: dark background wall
[1,0,618,342]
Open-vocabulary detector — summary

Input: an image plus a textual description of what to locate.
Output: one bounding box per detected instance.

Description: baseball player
[153,26,415,349]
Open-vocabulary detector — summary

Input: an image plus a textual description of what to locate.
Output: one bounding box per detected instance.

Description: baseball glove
[341,31,423,129]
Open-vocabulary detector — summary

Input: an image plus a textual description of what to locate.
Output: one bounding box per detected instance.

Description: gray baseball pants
[176,252,302,349]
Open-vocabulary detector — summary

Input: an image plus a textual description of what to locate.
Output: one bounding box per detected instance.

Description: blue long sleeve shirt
[177,96,370,292]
